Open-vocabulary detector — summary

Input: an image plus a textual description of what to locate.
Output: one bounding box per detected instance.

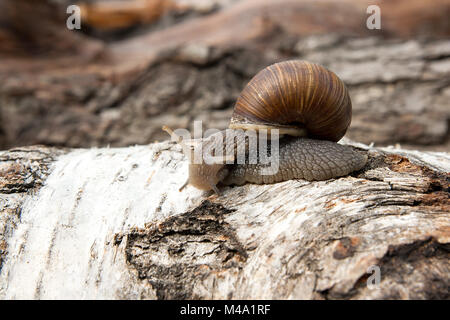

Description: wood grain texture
[0,141,448,299]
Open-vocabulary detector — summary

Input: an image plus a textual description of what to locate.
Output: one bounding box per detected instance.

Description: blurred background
[0,0,449,151]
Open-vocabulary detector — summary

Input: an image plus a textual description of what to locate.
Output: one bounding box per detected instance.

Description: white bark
[0,140,449,299]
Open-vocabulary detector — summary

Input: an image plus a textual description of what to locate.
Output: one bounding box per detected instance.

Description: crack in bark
[117,200,247,299]
[350,238,450,300]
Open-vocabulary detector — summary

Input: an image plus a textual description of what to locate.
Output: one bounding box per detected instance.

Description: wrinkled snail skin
[187,130,367,192]
[222,136,368,186]
[172,60,368,193]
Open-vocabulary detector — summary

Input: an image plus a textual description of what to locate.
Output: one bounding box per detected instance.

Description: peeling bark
[0,141,448,299]
[0,146,66,271]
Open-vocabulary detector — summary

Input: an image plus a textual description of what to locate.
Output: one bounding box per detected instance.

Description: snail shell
[164,60,367,193]
[229,60,352,142]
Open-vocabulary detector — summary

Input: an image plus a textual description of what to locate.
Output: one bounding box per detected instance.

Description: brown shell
[230,60,352,142]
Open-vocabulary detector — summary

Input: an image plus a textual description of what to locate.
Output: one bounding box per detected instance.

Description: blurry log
[78,0,175,30]
[0,0,448,151]
[1,36,448,151]
[112,0,450,62]
[382,0,450,37]
[2,0,448,59]
[0,0,103,57]
[0,142,448,299]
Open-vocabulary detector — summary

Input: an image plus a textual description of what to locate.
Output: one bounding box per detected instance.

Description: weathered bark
[1,36,449,151]
[0,141,448,299]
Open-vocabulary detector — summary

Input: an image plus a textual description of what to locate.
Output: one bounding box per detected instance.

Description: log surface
[0,141,448,299]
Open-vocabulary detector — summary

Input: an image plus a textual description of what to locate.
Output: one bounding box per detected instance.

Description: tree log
[0,141,448,299]
[0,0,104,58]
[1,36,449,151]
[1,0,449,151]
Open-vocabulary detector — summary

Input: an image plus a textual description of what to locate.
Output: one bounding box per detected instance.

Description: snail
[163,60,367,194]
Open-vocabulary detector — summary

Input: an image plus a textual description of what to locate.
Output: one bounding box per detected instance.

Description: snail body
[222,136,367,186]
[164,60,367,193]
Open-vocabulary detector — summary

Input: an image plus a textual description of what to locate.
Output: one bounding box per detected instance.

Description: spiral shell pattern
[231,60,352,142]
